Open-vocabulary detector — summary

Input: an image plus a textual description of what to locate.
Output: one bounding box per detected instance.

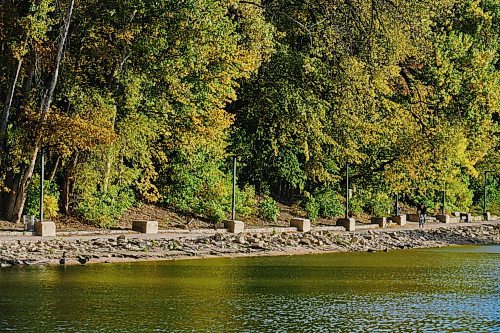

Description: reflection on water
[1,245,499,332]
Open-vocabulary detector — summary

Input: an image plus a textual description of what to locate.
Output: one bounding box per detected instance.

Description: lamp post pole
[39,146,44,223]
[484,173,486,214]
[231,156,236,221]
[395,193,399,216]
[441,187,445,215]
[345,162,349,219]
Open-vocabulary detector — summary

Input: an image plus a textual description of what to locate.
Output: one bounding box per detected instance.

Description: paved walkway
[0,219,498,242]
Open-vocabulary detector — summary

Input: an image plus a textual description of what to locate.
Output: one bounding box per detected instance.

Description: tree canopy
[0,0,498,224]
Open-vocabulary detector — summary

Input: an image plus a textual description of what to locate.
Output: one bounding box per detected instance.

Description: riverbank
[0,221,498,267]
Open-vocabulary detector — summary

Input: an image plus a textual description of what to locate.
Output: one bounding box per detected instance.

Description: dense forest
[0,0,498,226]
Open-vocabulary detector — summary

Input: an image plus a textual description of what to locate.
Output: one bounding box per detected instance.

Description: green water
[1,245,499,332]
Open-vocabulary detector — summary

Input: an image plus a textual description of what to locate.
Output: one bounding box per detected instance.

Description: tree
[0,0,76,222]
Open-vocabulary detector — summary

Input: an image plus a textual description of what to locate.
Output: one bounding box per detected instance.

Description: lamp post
[394,193,399,216]
[335,162,355,231]
[345,162,349,218]
[441,187,445,215]
[39,146,44,223]
[231,156,236,221]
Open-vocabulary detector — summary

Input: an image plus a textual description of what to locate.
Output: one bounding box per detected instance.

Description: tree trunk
[1,59,22,141]
[61,152,79,213]
[48,155,60,181]
[103,158,111,193]
[62,179,71,214]
[41,0,75,119]
[0,59,23,173]
[4,146,39,222]
[4,0,75,222]
[19,58,35,108]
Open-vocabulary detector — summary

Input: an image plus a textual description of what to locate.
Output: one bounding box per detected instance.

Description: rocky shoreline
[1,223,499,267]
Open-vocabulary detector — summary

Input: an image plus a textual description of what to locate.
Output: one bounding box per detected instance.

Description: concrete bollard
[336,218,356,231]
[290,218,311,232]
[35,221,56,237]
[23,215,36,232]
[370,217,387,228]
[483,212,491,221]
[407,214,419,222]
[459,213,472,223]
[391,215,406,226]
[435,214,450,223]
[132,220,158,234]
[224,220,244,233]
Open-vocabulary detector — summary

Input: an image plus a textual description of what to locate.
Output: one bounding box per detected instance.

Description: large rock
[132,220,158,234]
[35,221,56,237]
[290,218,311,232]
[299,238,311,245]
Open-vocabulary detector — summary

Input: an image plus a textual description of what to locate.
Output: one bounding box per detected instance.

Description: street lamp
[39,146,44,223]
[394,193,399,216]
[345,162,349,218]
[336,162,355,231]
[231,156,236,221]
[441,186,446,215]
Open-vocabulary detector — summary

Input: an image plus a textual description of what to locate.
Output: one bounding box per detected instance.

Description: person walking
[418,203,427,229]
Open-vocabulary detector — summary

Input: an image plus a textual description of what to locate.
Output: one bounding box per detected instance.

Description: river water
[1,245,499,332]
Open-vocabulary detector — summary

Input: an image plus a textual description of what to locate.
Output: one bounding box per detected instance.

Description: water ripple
[0,245,498,332]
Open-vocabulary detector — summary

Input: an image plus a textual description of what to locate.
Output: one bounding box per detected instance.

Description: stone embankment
[1,223,499,267]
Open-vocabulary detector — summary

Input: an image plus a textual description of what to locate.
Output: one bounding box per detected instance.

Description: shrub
[410,176,474,214]
[305,197,319,221]
[370,192,392,217]
[315,190,344,218]
[43,196,59,219]
[24,175,60,219]
[485,178,500,215]
[349,194,365,215]
[205,184,258,222]
[161,150,232,223]
[162,161,259,222]
[259,196,280,222]
[235,185,258,217]
[205,201,226,224]
[76,187,136,228]
[347,189,392,217]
